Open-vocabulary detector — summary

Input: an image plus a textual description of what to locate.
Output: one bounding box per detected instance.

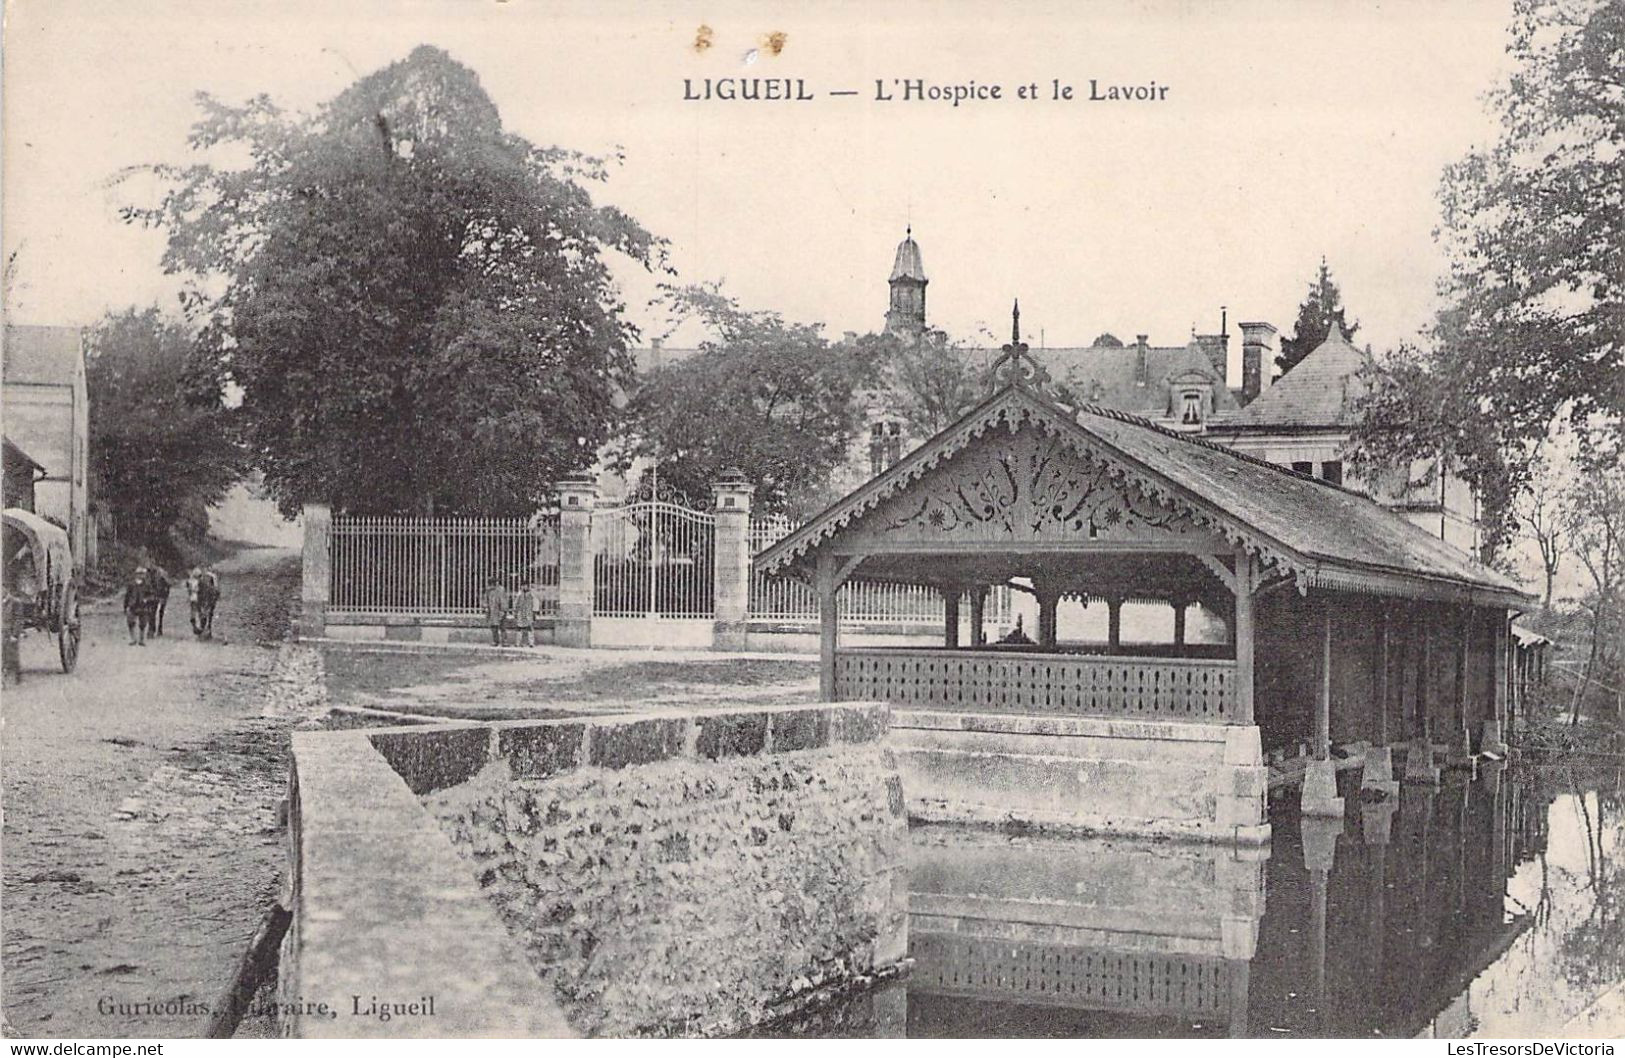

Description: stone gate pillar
[555,475,597,648]
[710,469,755,651]
[300,503,331,639]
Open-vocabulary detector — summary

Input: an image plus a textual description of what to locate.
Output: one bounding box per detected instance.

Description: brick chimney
[1194,307,1229,382]
[1135,335,1149,386]
[1240,321,1278,403]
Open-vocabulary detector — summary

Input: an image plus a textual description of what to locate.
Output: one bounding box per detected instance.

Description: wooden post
[969,584,987,647]
[1317,599,1333,760]
[1420,609,1434,742]
[1107,595,1123,651]
[1457,607,1473,756]
[1234,552,1255,726]
[1036,587,1059,650]
[943,586,961,649]
[1172,598,1188,648]
[817,552,839,702]
[1377,603,1391,745]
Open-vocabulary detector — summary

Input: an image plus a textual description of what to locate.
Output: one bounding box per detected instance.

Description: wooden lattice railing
[834,648,1238,723]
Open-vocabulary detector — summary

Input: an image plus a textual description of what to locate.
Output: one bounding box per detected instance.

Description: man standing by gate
[484,578,509,647]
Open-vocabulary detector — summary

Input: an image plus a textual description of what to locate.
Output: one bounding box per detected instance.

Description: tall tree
[86,307,245,557]
[1276,258,1360,375]
[622,285,876,516]
[857,329,985,437]
[123,46,662,516]
[1352,0,1623,559]
[1562,465,1624,722]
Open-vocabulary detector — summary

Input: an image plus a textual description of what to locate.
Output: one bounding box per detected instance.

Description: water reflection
[774,760,1623,1038]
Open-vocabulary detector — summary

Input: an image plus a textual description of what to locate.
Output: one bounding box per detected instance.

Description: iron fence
[592,500,716,618]
[747,515,1012,628]
[329,514,560,616]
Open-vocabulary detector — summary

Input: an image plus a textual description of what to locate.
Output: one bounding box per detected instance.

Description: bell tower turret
[885,226,928,336]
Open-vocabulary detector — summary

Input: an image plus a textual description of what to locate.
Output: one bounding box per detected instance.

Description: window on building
[1180,391,1202,426]
[1320,460,1343,486]
[869,422,905,476]
[1291,461,1313,476]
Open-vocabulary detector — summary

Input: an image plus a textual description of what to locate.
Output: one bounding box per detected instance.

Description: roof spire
[1012,299,1021,344]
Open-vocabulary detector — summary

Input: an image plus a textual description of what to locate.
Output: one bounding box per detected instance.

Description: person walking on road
[186,568,203,634]
[484,578,509,647]
[124,567,153,646]
[513,580,537,648]
[196,566,220,639]
[150,565,172,636]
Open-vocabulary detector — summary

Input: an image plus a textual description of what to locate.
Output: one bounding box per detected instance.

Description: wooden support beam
[816,552,843,702]
[1234,551,1256,726]
[969,584,987,647]
[1107,595,1123,651]
[1172,599,1188,647]
[1196,552,1237,594]
[1377,603,1390,746]
[943,586,961,649]
[1420,608,1434,742]
[1458,607,1472,751]
[1316,600,1333,760]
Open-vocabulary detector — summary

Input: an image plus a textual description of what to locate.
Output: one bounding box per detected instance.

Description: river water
[780,760,1623,1038]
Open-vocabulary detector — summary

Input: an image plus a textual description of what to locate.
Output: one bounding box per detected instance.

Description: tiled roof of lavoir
[757,381,1530,606]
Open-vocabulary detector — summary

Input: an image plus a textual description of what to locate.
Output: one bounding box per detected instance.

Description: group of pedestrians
[122,564,220,646]
[483,578,541,647]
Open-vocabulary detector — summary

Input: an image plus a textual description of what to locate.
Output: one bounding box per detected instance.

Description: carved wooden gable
[841,423,1226,549]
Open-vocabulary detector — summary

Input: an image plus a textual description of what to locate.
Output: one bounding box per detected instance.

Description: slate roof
[1022,340,1241,418]
[2,325,84,387]
[756,380,1530,606]
[889,232,927,283]
[1222,321,1367,429]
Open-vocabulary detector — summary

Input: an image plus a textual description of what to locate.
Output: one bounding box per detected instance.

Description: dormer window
[1165,369,1213,433]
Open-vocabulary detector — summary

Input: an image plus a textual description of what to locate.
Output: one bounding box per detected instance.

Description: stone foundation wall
[280,703,906,1038]
[405,704,908,1037]
[891,710,1270,844]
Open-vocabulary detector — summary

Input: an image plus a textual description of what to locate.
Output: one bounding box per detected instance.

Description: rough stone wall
[416,705,908,1037]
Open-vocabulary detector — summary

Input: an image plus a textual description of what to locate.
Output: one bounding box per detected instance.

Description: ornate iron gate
[592,499,716,618]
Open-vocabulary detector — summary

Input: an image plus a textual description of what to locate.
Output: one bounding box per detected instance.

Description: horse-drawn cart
[3,507,83,673]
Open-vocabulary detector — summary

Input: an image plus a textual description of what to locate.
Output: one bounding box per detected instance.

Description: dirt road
[1,547,320,1038]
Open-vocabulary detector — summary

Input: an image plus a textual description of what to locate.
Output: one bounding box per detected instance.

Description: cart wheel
[58,582,81,673]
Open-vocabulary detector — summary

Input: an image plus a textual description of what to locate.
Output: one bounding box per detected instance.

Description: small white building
[1205,321,1480,555]
[2,325,94,566]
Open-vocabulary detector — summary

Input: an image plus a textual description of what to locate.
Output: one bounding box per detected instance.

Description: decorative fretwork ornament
[985,299,1053,396]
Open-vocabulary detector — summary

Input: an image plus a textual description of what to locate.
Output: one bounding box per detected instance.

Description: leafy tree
[622,284,877,516]
[86,307,245,557]
[1562,464,1624,722]
[1352,0,1623,559]
[123,46,662,516]
[858,329,985,437]
[1276,258,1360,375]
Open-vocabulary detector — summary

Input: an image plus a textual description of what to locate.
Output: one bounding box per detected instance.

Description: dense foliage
[125,46,662,516]
[861,329,986,437]
[622,285,877,516]
[1352,0,1623,559]
[86,307,245,556]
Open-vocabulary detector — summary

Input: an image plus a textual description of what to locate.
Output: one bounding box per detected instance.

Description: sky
[3,0,1519,384]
